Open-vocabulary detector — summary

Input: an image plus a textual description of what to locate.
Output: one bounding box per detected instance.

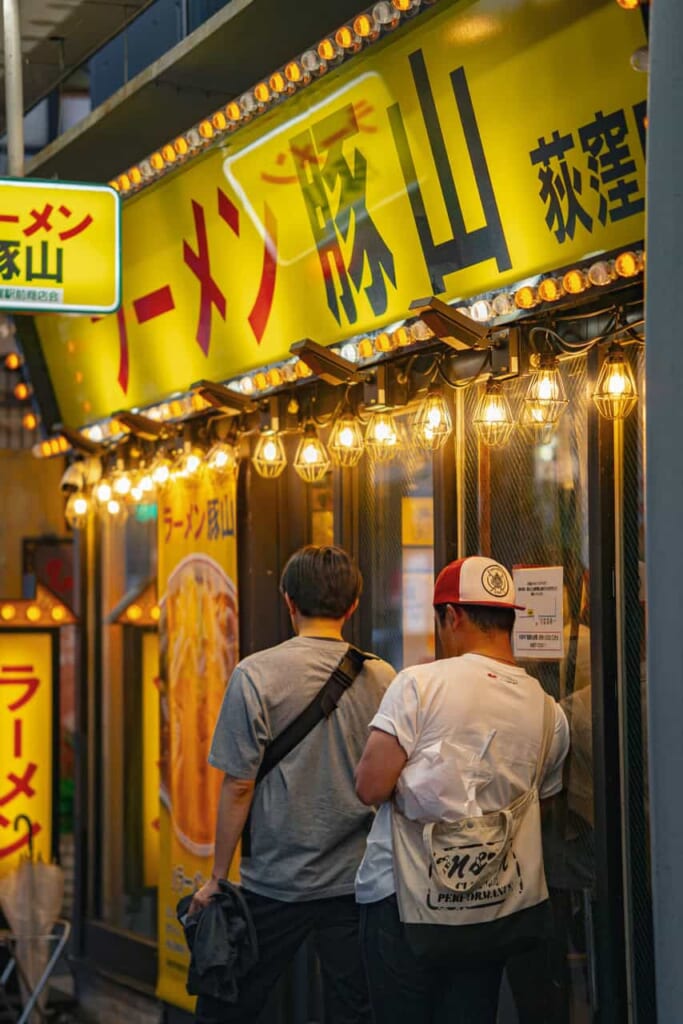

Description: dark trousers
[360,896,505,1024]
[194,890,371,1024]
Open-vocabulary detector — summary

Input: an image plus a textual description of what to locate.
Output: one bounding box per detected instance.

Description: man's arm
[189,773,255,914]
[355,728,408,806]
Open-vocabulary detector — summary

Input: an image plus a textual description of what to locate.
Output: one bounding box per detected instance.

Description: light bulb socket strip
[110,0,441,198]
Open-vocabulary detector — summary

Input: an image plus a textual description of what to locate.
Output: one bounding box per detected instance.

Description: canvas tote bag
[392,693,556,935]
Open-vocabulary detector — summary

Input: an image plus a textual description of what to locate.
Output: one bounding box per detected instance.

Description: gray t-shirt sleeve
[208,665,270,779]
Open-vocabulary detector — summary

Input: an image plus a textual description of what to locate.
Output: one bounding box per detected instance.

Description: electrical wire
[436,349,491,389]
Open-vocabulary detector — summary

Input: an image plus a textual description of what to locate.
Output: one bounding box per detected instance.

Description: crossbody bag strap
[241,646,373,856]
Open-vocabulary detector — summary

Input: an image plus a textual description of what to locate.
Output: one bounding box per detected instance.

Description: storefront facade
[9,0,654,1019]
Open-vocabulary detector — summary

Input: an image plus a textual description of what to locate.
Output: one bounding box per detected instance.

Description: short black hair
[280,545,363,618]
[434,602,516,635]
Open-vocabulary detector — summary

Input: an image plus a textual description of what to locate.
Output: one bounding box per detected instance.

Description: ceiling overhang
[25,0,372,183]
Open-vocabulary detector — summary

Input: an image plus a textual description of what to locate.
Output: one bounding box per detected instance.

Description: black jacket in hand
[177,880,259,1003]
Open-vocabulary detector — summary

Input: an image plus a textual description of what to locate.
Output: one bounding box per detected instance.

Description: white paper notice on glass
[512,566,564,660]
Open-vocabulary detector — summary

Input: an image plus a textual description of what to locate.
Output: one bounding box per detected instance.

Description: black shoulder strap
[241,645,373,856]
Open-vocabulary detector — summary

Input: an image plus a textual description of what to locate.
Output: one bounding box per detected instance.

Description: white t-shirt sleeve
[369,669,421,758]
[539,701,570,798]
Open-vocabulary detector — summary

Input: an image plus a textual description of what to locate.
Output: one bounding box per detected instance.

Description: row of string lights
[60,321,640,530]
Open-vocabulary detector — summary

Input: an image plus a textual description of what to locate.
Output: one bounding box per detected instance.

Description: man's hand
[189,876,221,917]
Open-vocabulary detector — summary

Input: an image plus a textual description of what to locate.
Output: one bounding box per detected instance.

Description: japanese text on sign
[513,566,565,661]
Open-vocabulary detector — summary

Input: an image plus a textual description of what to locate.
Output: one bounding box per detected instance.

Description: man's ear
[444,603,463,629]
[283,593,297,617]
[343,597,360,621]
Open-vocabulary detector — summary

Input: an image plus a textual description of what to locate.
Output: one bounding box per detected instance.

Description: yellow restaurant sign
[0,632,53,876]
[34,0,647,428]
[0,179,120,314]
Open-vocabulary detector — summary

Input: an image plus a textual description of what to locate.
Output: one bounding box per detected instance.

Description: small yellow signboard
[0,179,120,313]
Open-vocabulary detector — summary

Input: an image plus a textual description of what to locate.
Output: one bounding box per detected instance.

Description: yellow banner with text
[156,473,239,1010]
[34,0,647,427]
[0,633,53,875]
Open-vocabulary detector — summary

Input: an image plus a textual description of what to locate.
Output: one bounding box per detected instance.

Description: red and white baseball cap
[433,556,525,610]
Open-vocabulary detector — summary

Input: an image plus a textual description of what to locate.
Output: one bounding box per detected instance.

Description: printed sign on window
[513,566,564,661]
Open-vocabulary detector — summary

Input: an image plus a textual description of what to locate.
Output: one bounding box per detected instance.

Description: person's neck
[295,616,345,641]
[466,647,517,666]
[445,633,516,666]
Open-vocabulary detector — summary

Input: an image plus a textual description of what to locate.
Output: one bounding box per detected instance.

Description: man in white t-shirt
[355,556,569,1024]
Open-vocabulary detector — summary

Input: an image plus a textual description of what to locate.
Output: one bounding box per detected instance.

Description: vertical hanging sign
[156,472,239,1010]
[0,633,53,873]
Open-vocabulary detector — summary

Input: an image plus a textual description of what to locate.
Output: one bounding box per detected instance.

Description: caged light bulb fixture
[252,427,287,479]
[104,496,128,522]
[592,342,639,420]
[328,412,365,467]
[473,381,516,448]
[65,491,90,530]
[111,458,133,498]
[94,478,113,505]
[293,424,332,483]
[365,409,401,461]
[206,441,239,484]
[150,452,173,488]
[174,441,205,482]
[413,386,453,452]
[521,354,568,434]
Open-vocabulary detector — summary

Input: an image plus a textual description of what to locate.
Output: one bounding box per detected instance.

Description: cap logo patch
[481,565,510,598]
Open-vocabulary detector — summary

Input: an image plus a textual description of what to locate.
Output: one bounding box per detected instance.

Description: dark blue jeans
[359,896,505,1024]
[194,890,371,1024]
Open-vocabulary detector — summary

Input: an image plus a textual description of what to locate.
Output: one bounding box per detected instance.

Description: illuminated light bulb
[94,479,113,504]
[254,82,271,104]
[270,71,289,93]
[491,293,515,317]
[118,174,132,193]
[65,491,90,529]
[519,402,557,445]
[22,412,38,430]
[127,604,143,622]
[105,497,128,521]
[357,338,374,359]
[341,343,359,363]
[26,605,42,623]
[1,604,16,621]
[239,376,255,394]
[175,443,205,481]
[317,37,342,62]
[514,286,539,310]
[150,605,161,622]
[285,61,309,85]
[353,13,380,39]
[329,414,365,468]
[592,343,638,420]
[51,606,67,623]
[365,410,401,462]
[374,332,395,353]
[225,102,242,123]
[161,144,177,164]
[616,0,641,9]
[294,425,331,483]
[151,455,173,487]
[373,1,401,26]
[198,120,214,140]
[562,269,588,295]
[469,299,492,323]
[266,367,284,388]
[522,355,568,432]
[112,461,133,497]
[473,383,515,448]
[335,25,362,51]
[413,388,453,452]
[538,278,564,303]
[4,352,21,371]
[13,382,30,400]
[252,430,287,479]
[588,261,616,287]
[207,441,238,483]
[253,372,268,391]
[393,325,413,347]
[174,136,189,156]
[129,167,142,186]
[150,152,164,171]
[294,360,313,379]
[614,250,641,278]
[392,0,420,11]
[130,483,145,503]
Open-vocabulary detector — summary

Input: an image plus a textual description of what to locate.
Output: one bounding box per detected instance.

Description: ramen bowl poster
[156,472,239,1009]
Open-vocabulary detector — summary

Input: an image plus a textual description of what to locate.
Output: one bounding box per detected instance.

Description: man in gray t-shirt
[190,545,394,1024]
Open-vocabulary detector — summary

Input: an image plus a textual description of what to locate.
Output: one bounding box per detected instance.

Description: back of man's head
[432,556,523,637]
[280,545,363,619]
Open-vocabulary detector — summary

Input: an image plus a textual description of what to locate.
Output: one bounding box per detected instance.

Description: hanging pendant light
[252,428,287,479]
[328,412,365,467]
[365,409,401,461]
[293,424,331,483]
[104,496,128,522]
[111,457,133,498]
[130,461,156,503]
[522,354,568,434]
[65,491,90,530]
[150,452,173,488]
[592,342,638,420]
[94,478,113,505]
[413,386,453,452]
[174,440,205,482]
[473,381,515,448]
[207,441,239,483]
